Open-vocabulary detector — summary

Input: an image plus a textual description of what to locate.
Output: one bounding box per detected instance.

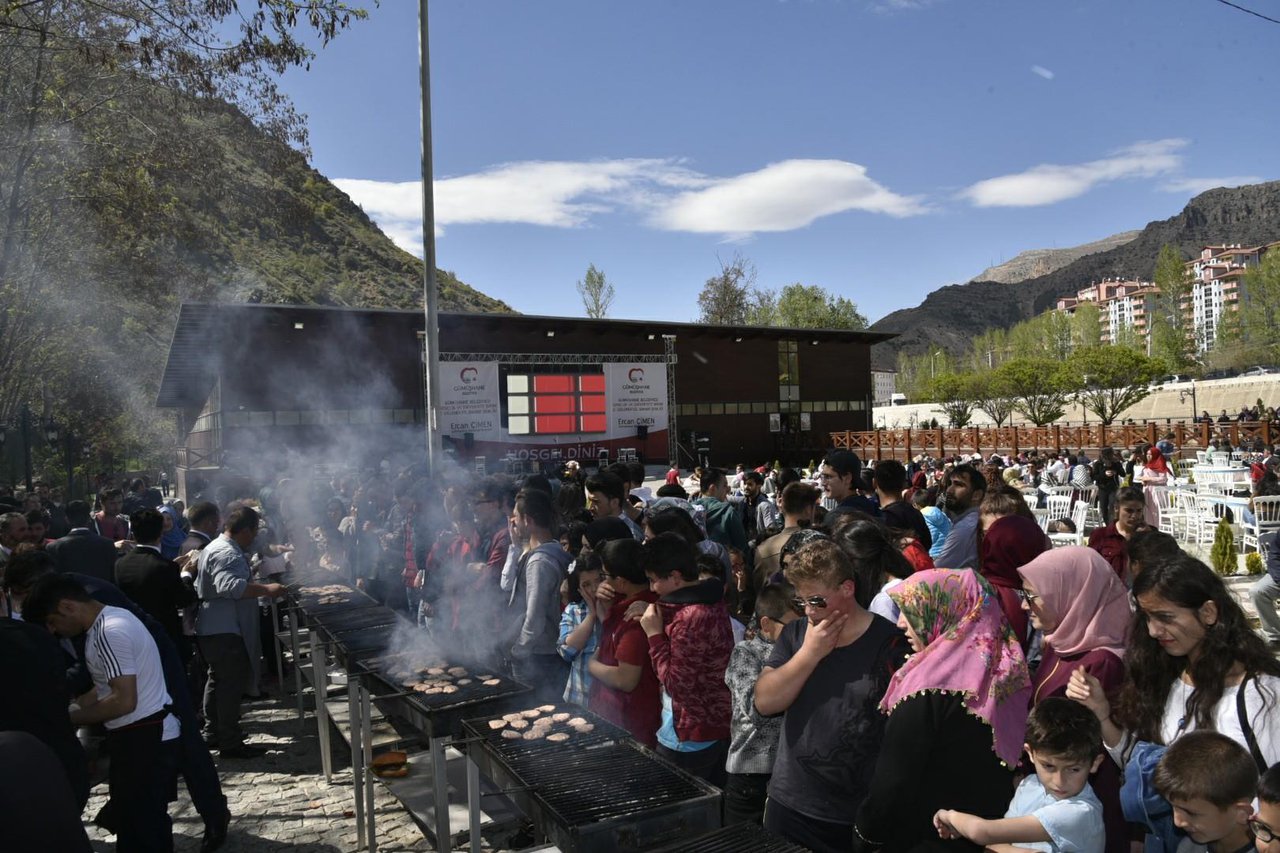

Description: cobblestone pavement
[86,695,429,853]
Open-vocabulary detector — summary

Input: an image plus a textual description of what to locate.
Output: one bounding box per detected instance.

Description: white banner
[606,363,668,435]
[437,362,500,440]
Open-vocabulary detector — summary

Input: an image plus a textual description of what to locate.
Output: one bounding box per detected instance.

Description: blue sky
[279,0,1277,324]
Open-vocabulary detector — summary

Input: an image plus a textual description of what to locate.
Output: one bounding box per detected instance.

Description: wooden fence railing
[830,421,1276,461]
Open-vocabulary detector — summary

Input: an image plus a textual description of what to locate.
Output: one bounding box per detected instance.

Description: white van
[890,394,909,406]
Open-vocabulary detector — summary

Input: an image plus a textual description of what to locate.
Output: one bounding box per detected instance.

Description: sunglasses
[790,595,829,611]
[1250,819,1276,844]
[1016,590,1042,605]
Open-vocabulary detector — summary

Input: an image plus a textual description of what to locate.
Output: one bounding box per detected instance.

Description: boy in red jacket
[638,532,735,786]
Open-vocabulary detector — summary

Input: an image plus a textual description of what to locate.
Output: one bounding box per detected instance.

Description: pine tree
[1210,517,1238,576]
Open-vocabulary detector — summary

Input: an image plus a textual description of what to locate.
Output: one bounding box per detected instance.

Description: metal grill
[462,727,721,851]
[462,703,630,762]
[310,606,400,636]
[648,823,809,852]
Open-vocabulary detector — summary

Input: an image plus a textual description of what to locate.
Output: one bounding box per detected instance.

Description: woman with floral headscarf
[853,569,1031,853]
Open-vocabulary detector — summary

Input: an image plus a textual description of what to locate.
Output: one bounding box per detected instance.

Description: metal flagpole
[418,0,441,473]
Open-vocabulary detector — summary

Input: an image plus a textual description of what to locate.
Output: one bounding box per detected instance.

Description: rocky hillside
[871,181,1280,369]
[968,230,1141,284]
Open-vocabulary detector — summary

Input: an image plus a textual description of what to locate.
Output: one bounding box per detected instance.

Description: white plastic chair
[1211,452,1230,466]
[1071,499,1090,536]
[1196,451,1209,464]
[1244,495,1280,553]
[1149,487,1175,536]
[1046,494,1071,520]
[1032,508,1051,533]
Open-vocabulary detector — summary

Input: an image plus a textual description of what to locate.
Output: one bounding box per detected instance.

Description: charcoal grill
[460,708,721,852]
[648,823,809,852]
[344,650,533,853]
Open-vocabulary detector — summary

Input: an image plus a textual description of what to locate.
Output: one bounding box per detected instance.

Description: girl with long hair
[1068,554,1280,768]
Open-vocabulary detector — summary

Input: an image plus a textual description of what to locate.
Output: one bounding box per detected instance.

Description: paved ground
[85,695,429,853]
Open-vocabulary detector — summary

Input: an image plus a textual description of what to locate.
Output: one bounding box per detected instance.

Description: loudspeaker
[464,432,475,450]
[636,425,649,439]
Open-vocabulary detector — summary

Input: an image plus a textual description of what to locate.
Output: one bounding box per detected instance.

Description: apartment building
[1185,243,1270,352]
[1055,278,1158,348]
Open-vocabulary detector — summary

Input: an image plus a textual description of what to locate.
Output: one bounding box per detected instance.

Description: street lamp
[1178,381,1198,424]
[930,349,944,379]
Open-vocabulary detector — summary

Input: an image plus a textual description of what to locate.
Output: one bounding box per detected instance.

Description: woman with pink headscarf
[1138,446,1171,526]
[1017,546,1131,853]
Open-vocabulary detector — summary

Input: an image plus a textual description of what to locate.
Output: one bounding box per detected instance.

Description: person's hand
[271,543,295,555]
[933,810,958,840]
[263,582,286,598]
[595,580,617,604]
[799,611,848,661]
[355,578,367,591]
[623,600,649,621]
[467,561,487,575]
[116,539,136,552]
[1066,668,1110,721]
[639,603,664,637]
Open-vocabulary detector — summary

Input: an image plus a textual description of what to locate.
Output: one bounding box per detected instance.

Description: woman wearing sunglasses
[853,568,1031,853]
[1017,546,1131,853]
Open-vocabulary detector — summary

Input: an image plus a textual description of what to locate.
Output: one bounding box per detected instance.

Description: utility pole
[418,0,441,473]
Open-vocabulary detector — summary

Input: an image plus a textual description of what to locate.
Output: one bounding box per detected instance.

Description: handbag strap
[1235,674,1268,774]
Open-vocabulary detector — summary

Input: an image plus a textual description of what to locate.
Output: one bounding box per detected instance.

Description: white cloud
[960,139,1188,207]
[1161,176,1264,195]
[652,159,925,235]
[1030,65,1055,80]
[335,157,920,253]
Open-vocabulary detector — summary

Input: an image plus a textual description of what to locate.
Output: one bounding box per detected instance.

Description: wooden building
[156,303,891,493]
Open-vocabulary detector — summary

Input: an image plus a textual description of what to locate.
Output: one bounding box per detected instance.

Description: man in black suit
[114,508,196,647]
[181,501,221,556]
[44,500,118,582]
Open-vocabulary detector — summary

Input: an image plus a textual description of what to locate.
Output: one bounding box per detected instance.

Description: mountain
[870,181,1280,369]
[968,230,1141,284]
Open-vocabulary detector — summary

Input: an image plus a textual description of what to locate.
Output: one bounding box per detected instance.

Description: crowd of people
[4,445,1280,853]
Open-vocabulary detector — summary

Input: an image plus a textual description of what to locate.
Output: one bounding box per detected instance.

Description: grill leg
[466,754,481,851]
[270,598,286,698]
[362,685,376,852]
[289,610,304,720]
[310,630,333,782]
[431,736,452,853]
[349,679,366,849]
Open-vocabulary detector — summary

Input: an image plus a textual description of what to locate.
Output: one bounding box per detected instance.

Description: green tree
[1149,244,1193,369]
[1239,250,1280,363]
[772,284,868,330]
[1067,346,1166,426]
[696,253,756,325]
[930,373,977,428]
[970,371,1015,427]
[998,357,1075,426]
[576,263,615,318]
[0,0,368,431]
[1072,302,1103,349]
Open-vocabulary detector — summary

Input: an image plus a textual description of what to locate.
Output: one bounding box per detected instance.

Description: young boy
[1253,764,1280,853]
[723,583,800,826]
[934,698,1106,853]
[637,531,734,786]
[1153,731,1260,853]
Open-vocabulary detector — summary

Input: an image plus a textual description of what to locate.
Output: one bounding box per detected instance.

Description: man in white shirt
[25,573,179,853]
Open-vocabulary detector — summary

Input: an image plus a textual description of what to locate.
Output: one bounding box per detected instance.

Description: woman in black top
[854,569,1031,853]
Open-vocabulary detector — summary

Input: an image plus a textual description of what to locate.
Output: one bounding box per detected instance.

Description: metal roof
[156,302,896,409]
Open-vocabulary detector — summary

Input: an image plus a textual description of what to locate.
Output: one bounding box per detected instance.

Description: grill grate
[649,824,809,852]
[512,744,710,824]
[463,703,631,761]
[311,606,400,635]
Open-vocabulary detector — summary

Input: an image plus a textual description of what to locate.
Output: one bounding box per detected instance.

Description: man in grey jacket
[507,488,571,701]
[195,506,285,757]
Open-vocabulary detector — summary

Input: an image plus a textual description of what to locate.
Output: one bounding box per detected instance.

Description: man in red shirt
[665,463,681,487]
[93,488,130,543]
[588,538,661,746]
